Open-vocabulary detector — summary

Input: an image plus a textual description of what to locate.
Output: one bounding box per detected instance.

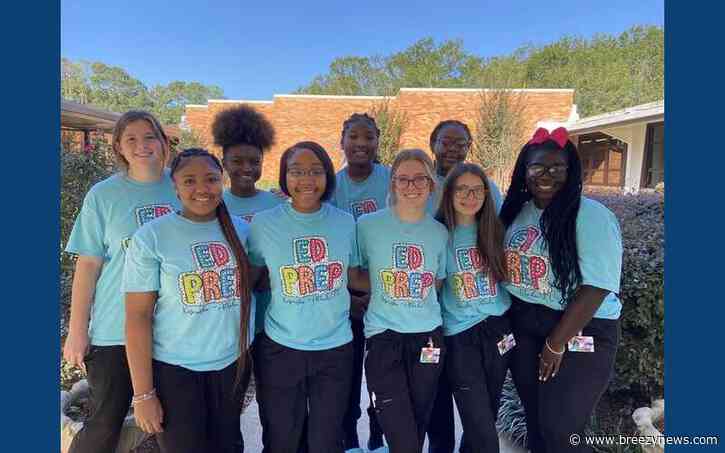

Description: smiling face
[342,121,379,167]
[452,172,487,220]
[433,124,471,175]
[392,159,433,210]
[115,119,166,174]
[285,148,326,212]
[525,148,569,208]
[222,144,263,195]
[173,156,224,222]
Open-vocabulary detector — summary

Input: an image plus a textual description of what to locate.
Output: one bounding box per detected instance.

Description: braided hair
[499,139,583,305]
[169,148,253,390]
[429,120,472,151]
[341,113,381,164]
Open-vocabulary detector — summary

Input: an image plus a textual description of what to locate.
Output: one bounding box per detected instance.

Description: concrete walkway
[241,376,526,453]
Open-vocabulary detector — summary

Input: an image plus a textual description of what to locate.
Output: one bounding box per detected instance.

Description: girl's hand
[63,329,90,374]
[538,339,565,382]
[133,396,164,434]
[270,188,289,200]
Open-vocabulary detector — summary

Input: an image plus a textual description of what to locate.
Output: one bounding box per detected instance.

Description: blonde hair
[111,110,170,172]
[388,148,437,206]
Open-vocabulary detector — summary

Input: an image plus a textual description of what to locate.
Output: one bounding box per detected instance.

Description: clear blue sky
[61,0,664,101]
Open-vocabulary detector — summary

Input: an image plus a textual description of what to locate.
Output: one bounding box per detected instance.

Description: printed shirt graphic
[440,224,511,336]
[357,208,448,338]
[123,213,254,371]
[222,189,285,333]
[426,174,504,215]
[502,197,623,319]
[222,189,284,223]
[247,203,358,350]
[64,171,178,346]
[330,163,391,220]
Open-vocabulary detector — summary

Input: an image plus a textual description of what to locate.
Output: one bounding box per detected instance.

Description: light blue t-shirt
[440,224,511,336]
[123,213,255,372]
[222,189,284,223]
[222,189,284,334]
[247,202,358,351]
[64,171,179,346]
[503,197,623,319]
[330,163,391,220]
[357,208,448,338]
[427,172,503,214]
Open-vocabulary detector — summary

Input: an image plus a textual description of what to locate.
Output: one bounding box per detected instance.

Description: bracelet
[545,338,565,355]
[131,388,157,406]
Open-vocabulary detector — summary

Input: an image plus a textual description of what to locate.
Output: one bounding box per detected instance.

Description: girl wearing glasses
[435,163,512,453]
[427,120,502,216]
[246,142,368,453]
[357,149,449,453]
[331,112,389,453]
[427,119,505,453]
[500,128,622,453]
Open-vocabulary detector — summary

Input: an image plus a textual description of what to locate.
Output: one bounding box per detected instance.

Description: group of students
[63,104,623,453]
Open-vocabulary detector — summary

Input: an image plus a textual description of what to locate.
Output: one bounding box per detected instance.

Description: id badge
[420,337,441,364]
[568,332,595,352]
[497,333,516,355]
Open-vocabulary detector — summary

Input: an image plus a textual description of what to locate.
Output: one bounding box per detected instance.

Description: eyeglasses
[526,164,568,179]
[287,168,326,178]
[454,185,487,200]
[393,175,431,189]
[437,138,471,150]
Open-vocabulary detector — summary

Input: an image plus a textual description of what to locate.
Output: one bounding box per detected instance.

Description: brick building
[184,88,575,184]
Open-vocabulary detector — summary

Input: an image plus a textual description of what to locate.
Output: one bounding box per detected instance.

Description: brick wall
[185,88,574,183]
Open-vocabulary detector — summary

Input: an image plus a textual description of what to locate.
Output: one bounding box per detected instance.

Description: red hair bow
[527,127,569,149]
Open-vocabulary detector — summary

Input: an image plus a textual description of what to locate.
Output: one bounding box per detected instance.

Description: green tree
[61,59,225,125]
[369,100,409,166]
[470,89,528,189]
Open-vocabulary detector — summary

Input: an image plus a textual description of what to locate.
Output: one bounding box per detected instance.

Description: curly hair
[499,139,583,305]
[340,113,380,142]
[211,105,276,154]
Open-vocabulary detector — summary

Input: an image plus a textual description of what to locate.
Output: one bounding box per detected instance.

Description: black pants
[69,345,133,453]
[446,315,512,453]
[425,373,456,453]
[365,328,445,453]
[254,332,354,453]
[508,298,620,453]
[340,318,385,451]
[153,359,244,453]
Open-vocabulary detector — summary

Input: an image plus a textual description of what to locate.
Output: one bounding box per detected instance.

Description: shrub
[60,138,114,314]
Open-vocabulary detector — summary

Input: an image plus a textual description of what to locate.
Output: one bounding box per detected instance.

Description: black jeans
[508,297,620,453]
[254,332,354,453]
[69,345,133,453]
[446,315,512,453]
[365,328,446,453]
[153,359,245,453]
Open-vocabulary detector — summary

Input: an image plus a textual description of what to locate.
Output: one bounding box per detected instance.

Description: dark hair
[429,120,472,151]
[435,163,506,282]
[341,113,381,164]
[211,105,276,155]
[499,139,583,304]
[169,148,253,390]
[278,141,336,201]
[112,110,169,171]
[340,113,380,142]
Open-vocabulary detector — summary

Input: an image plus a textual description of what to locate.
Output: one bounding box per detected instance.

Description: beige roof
[569,100,664,134]
[61,99,121,131]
